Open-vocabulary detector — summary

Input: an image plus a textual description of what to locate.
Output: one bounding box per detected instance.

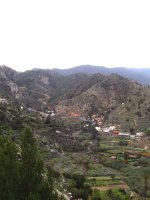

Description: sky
[0,0,150,71]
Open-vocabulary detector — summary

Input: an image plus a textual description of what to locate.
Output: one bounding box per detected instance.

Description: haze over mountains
[2,64,150,85]
[51,65,150,85]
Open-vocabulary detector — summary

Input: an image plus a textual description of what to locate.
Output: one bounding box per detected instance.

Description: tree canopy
[0,127,60,200]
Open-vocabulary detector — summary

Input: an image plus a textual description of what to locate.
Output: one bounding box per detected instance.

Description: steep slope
[106,86,150,131]
[0,65,24,100]
[0,67,93,110]
[15,69,62,108]
[1,65,150,131]
[63,73,105,99]
[55,74,141,116]
[16,71,91,108]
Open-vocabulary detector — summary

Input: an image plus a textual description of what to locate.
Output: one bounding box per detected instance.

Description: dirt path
[93,184,129,191]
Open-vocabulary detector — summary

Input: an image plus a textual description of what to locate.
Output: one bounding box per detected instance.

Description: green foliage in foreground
[0,127,60,200]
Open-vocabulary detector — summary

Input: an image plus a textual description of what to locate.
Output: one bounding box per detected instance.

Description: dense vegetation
[0,127,60,200]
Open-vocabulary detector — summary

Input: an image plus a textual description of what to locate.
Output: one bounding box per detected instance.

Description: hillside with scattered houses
[0,65,150,199]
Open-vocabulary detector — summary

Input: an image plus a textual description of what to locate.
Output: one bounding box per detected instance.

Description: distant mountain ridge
[51,65,150,85]
[3,64,150,85]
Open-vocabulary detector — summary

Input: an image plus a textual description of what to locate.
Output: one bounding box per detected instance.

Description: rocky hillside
[55,74,141,116]
[0,66,92,109]
[1,65,150,131]
[106,86,150,131]
[0,65,140,111]
[0,66,21,100]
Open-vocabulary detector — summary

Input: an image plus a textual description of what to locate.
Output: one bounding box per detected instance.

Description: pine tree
[0,127,61,200]
[20,127,44,199]
[39,168,59,200]
[0,135,19,200]
[20,127,60,200]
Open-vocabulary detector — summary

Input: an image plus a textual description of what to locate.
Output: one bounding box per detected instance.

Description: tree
[82,159,90,172]
[106,189,122,200]
[39,167,59,200]
[0,127,61,200]
[126,168,150,200]
[73,174,86,189]
[141,168,150,200]
[119,140,128,159]
[110,173,115,181]
[129,127,135,135]
[92,190,102,200]
[70,175,92,200]
[20,127,43,199]
[0,135,20,200]
[145,128,150,136]
[20,127,59,200]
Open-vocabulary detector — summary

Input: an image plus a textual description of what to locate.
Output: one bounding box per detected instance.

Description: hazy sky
[0,0,150,71]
